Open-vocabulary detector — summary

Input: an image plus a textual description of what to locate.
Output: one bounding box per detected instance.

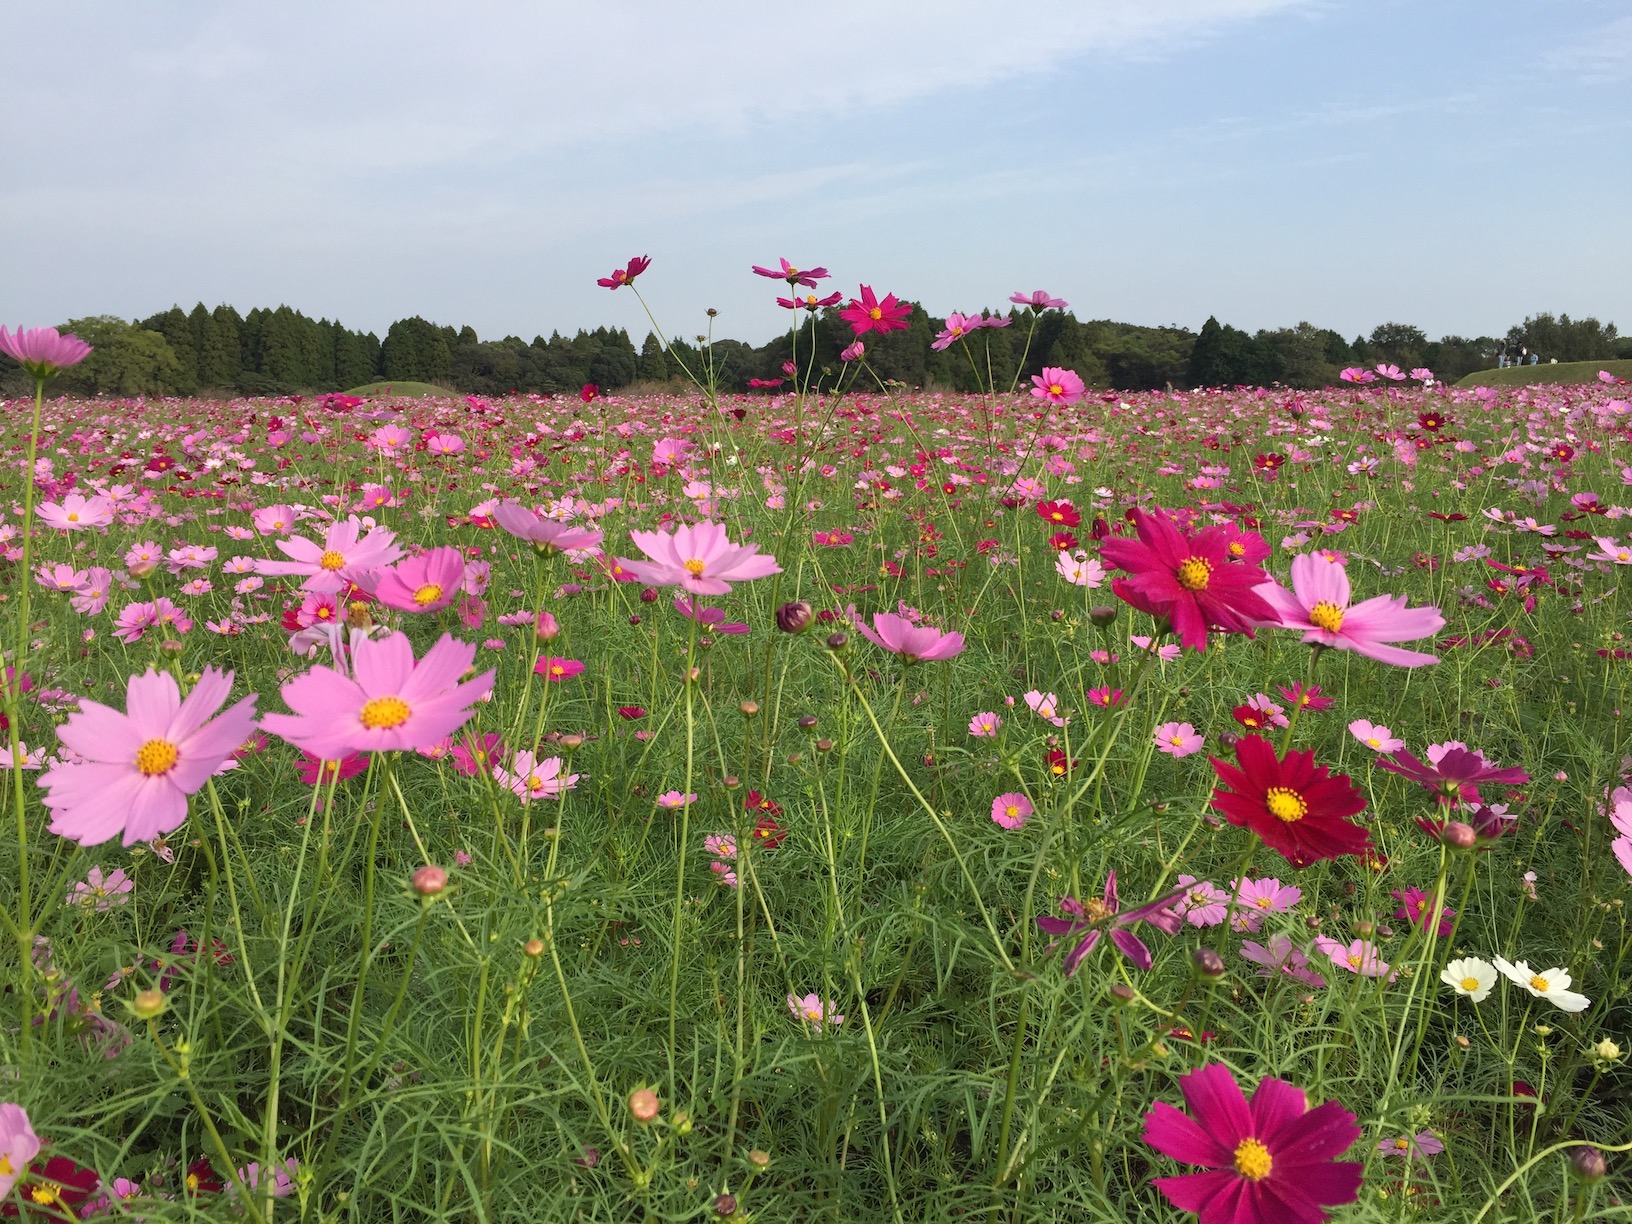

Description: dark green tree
[139,306,199,393]
[54,317,183,396]
[638,332,669,383]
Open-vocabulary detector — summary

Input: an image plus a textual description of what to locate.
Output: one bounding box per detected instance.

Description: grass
[1454,358,1632,388]
[1,326,1629,1221]
[342,379,461,398]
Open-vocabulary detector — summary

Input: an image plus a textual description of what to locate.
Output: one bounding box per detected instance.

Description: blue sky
[5,0,1628,346]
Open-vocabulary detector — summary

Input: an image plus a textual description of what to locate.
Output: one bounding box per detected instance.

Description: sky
[5,0,1629,348]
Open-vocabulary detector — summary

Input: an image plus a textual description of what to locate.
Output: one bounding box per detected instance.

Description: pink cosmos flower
[931,313,980,351]
[788,993,844,1032]
[1612,798,1632,882]
[968,711,1002,737]
[37,493,115,531]
[1378,744,1528,808]
[493,750,578,802]
[1240,936,1328,988]
[255,516,404,594]
[1030,367,1085,406]
[260,632,493,758]
[704,833,737,859]
[991,791,1032,830]
[1154,722,1204,758]
[39,667,259,847]
[535,656,585,681]
[252,504,300,535]
[1392,886,1455,936]
[449,733,506,777]
[1315,936,1393,978]
[622,522,781,595]
[1377,1132,1443,1160]
[840,340,865,362]
[0,325,92,377]
[1347,719,1403,752]
[368,546,465,613]
[1173,875,1229,927]
[67,866,133,911]
[656,790,697,809]
[1024,690,1067,726]
[1231,877,1302,932]
[490,501,605,554]
[1102,508,1276,652]
[752,258,828,287]
[0,1103,42,1200]
[1255,553,1444,666]
[853,610,965,663]
[838,285,911,336]
[1141,1063,1362,1224]
[1036,872,1185,974]
[1276,682,1333,712]
[294,752,369,786]
[597,254,651,289]
[1009,290,1068,311]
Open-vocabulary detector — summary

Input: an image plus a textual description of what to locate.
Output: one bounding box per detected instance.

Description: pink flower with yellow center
[1255,553,1443,667]
[255,515,403,594]
[367,546,466,613]
[39,667,258,847]
[622,521,781,596]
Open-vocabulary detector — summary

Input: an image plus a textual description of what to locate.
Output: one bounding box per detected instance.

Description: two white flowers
[1441,956,1590,1012]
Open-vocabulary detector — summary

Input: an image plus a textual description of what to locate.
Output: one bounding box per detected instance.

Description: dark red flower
[751,815,786,848]
[1100,508,1276,652]
[744,790,783,818]
[1046,531,1079,552]
[580,383,599,403]
[1209,736,1371,868]
[596,255,651,290]
[1045,748,1079,777]
[184,1157,225,1195]
[4,1158,100,1220]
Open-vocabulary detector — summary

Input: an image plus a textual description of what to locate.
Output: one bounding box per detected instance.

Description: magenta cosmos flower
[852,610,965,663]
[1100,508,1277,652]
[493,750,578,802]
[1030,367,1086,406]
[39,667,258,847]
[260,632,493,758]
[752,258,827,287]
[1377,743,1528,808]
[1036,872,1184,974]
[255,516,404,594]
[1255,553,1443,666]
[838,285,911,336]
[596,255,650,289]
[367,546,465,613]
[1142,1062,1362,1224]
[1010,290,1068,311]
[622,521,781,595]
[490,501,605,554]
[0,325,93,378]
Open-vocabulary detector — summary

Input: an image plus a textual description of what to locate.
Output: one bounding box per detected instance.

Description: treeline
[6,301,1626,398]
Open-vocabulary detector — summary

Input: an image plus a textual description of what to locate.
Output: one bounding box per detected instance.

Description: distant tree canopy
[2,300,1615,397]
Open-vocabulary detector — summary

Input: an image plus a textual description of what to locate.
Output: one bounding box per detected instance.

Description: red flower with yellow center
[1209,736,1371,868]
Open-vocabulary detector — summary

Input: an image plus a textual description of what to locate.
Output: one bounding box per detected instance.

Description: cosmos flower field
[1,292,1631,1222]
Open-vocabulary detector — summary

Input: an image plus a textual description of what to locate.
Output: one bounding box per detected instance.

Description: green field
[342,379,461,398]
[1455,358,1632,388]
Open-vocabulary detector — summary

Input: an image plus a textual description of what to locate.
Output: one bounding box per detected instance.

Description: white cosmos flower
[1441,957,1497,1003]
[1493,957,1591,1013]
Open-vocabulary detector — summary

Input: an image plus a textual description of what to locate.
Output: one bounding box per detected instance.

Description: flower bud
[413,864,448,896]
[714,1193,738,1217]
[1570,1146,1607,1183]
[747,1149,770,1170]
[132,988,166,1019]
[775,601,814,634]
[738,701,759,717]
[1192,948,1226,980]
[815,738,834,753]
[628,1088,660,1123]
[722,775,741,790]
[628,614,642,626]
[1109,983,1136,1006]
[1593,1037,1622,1064]
[797,715,817,730]
[535,610,560,641]
[1088,605,1117,627]
[559,733,585,751]
[1441,821,1477,850]
[640,587,658,604]
[1350,919,1375,939]
[825,632,848,651]
[523,937,545,958]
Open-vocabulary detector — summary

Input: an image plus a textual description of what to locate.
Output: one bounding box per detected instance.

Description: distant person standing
[1496,340,1508,368]
[1530,351,1540,365]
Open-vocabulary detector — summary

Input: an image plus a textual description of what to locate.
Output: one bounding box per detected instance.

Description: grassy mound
[1455,358,1632,388]
[341,380,460,398]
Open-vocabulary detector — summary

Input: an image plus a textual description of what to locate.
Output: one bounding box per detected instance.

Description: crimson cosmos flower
[1101,508,1276,652]
[1209,736,1371,868]
[1377,746,1528,808]
[1035,871,1184,975]
[596,255,650,289]
[1141,1062,1362,1224]
[838,285,911,336]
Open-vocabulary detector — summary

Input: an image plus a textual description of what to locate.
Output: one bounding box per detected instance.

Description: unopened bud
[628,614,641,626]
[1441,821,1477,850]
[559,733,585,751]
[132,989,166,1019]
[1570,1146,1607,1183]
[714,1193,738,1217]
[797,715,818,730]
[825,632,848,651]
[722,775,741,790]
[523,937,545,958]
[1192,948,1226,980]
[815,738,834,752]
[159,639,185,656]
[1088,605,1117,627]
[640,587,658,604]
[413,864,448,896]
[1350,919,1375,939]
[739,701,759,717]
[628,1088,660,1123]
[1109,983,1136,1006]
[747,1149,770,1170]
[775,600,814,634]
[535,610,560,640]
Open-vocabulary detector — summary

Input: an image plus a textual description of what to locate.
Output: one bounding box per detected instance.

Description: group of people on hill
[1496,339,1547,368]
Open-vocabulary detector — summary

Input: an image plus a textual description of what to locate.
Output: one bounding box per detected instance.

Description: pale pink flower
[0,1102,41,1200]
[260,632,492,758]
[367,546,466,613]
[493,750,579,802]
[37,492,115,531]
[623,522,781,595]
[490,501,605,554]
[704,833,737,859]
[852,610,964,662]
[68,866,133,911]
[1154,721,1204,758]
[0,324,92,377]
[788,992,844,1032]
[39,667,258,847]
[656,790,697,809]
[1023,690,1067,727]
[968,711,1002,737]
[1349,720,1404,752]
[991,792,1033,830]
[1315,936,1393,979]
[1173,876,1229,927]
[1240,936,1328,988]
[1255,553,1443,666]
[254,516,404,594]
[252,504,300,535]
[1030,367,1086,406]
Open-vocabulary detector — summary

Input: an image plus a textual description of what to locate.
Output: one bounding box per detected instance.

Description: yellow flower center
[1394,1138,1411,1151]
[31,1182,61,1206]
[527,775,544,791]
[805,295,817,306]
[1169,735,1185,746]
[187,1173,200,1192]
[1175,556,1212,591]
[1229,541,1245,557]
[134,739,180,776]
[1461,976,1481,992]
[1082,899,1112,922]
[1048,383,1063,395]
[271,519,285,530]
[67,512,80,522]
[1309,601,1345,632]
[319,549,346,570]
[868,307,882,321]
[1253,897,1274,909]
[0,1156,11,1177]
[1365,736,1381,748]
[1347,953,1364,968]
[413,583,444,606]
[804,1006,823,1021]
[683,558,706,576]
[1233,1138,1273,1181]
[1265,787,1307,822]
[360,696,411,729]
[1529,975,1549,992]
[1004,804,1021,819]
